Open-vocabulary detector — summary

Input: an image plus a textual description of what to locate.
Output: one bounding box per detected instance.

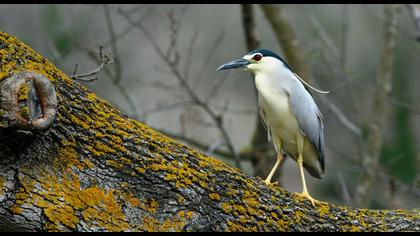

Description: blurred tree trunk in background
[355,4,401,208]
[1,31,420,232]
[259,4,311,82]
[240,4,281,183]
[380,29,416,207]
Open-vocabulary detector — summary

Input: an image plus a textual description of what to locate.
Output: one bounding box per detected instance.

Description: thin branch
[337,173,353,206]
[205,69,229,104]
[104,4,122,84]
[183,29,199,81]
[103,6,155,48]
[319,95,361,136]
[340,5,349,70]
[388,97,420,116]
[206,139,225,156]
[209,103,256,116]
[71,46,112,82]
[141,101,197,118]
[192,31,226,89]
[158,127,271,162]
[309,14,339,58]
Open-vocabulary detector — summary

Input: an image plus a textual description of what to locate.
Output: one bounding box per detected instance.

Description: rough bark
[0,32,419,232]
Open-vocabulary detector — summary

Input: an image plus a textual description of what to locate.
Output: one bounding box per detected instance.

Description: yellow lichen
[18,83,29,101]
[0,176,5,195]
[177,194,185,205]
[142,216,185,232]
[148,158,208,189]
[293,210,306,224]
[135,167,145,174]
[233,204,247,215]
[226,220,258,232]
[19,106,30,120]
[149,199,158,214]
[106,160,123,169]
[221,202,233,214]
[178,210,185,218]
[318,204,330,217]
[209,193,221,201]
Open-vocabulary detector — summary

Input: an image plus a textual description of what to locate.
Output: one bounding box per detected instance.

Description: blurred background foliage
[1,4,419,209]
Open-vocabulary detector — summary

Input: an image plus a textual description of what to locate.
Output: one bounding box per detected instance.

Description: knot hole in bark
[0,71,57,134]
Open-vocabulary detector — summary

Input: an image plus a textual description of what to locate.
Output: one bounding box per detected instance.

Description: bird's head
[217,48,291,74]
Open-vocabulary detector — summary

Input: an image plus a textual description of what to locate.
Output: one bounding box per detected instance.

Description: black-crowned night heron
[217,49,327,206]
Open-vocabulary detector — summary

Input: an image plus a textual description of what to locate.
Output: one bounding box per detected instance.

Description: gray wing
[289,89,325,172]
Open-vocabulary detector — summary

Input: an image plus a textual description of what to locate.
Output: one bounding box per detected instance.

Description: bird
[217,49,327,206]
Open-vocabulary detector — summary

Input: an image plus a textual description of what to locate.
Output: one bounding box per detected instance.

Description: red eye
[253,54,262,61]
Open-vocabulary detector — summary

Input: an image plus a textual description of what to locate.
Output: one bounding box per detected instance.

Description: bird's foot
[264,180,279,186]
[294,191,323,207]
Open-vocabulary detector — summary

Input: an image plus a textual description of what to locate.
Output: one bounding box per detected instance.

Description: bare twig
[205,69,229,104]
[388,97,420,116]
[103,6,155,48]
[337,173,353,206]
[104,4,122,84]
[158,126,271,163]
[209,103,256,116]
[340,5,349,70]
[206,139,225,156]
[320,96,361,136]
[121,4,147,16]
[71,46,112,82]
[183,29,199,81]
[376,169,420,200]
[309,14,339,58]
[141,101,197,120]
[192,31,225,89]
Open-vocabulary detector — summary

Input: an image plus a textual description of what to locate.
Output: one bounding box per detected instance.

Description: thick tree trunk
[0,32,419,232]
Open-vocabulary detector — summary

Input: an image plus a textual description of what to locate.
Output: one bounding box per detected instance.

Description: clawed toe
[264,180,279,186]
[295,192,322,207]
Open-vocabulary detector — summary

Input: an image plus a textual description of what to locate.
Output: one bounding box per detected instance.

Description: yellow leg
[294,137,320,206]
[264,153,283,185]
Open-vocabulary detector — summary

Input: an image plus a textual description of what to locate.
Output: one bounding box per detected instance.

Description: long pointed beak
[217,58,250,71]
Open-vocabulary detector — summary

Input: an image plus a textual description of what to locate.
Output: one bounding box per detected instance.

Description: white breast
[255,73,302,155]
